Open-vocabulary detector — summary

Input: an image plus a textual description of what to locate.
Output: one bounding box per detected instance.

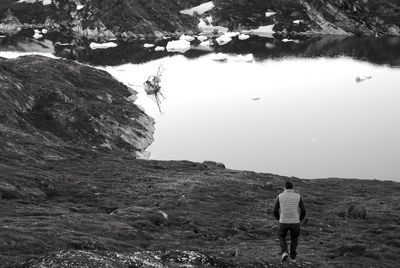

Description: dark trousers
[278,223,300,258]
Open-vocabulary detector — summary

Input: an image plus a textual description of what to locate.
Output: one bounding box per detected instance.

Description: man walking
[273,181,306,262]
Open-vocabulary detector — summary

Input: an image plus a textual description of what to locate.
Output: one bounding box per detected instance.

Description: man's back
[272,182,306,262]
[278,190,301,224]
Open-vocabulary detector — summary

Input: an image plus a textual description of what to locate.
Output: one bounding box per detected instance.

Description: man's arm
[272,197,280,220]
[299,197,306,221]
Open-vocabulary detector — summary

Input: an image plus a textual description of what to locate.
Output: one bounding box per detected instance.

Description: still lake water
[1,34,400,181]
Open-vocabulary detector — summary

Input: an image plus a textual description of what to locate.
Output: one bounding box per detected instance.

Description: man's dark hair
[285,181,293,189]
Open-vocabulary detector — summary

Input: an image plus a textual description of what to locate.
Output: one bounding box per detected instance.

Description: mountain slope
[1,0,399,38]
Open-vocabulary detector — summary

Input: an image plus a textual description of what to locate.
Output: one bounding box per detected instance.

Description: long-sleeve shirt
[273,189,306,224]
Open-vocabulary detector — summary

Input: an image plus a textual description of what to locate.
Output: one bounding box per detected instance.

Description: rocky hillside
[0,0,399,39]
[0,55,154,160]
[0,55,400,267]
[211,0,400,36]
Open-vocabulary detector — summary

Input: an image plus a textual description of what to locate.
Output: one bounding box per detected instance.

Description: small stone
[202,161,225,169]
[346,204,367,219]
[265,182,274,190]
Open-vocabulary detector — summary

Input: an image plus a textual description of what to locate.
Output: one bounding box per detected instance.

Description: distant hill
[0,0,399,39]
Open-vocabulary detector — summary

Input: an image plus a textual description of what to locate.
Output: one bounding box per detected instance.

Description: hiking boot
[290,257,297,263]
[281,252,289,262]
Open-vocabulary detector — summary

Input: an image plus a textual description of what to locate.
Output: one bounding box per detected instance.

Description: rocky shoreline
[0,55,155,159]
[0,55,399,267]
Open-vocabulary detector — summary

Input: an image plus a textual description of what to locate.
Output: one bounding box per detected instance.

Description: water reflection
[103,55,400,181]
[1,31,400,67]
[1,33,400,180]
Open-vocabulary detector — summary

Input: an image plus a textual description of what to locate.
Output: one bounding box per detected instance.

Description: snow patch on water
[179,35,195,42]
[166,40,191,53]
[242,25,275,38]
[154,46,165,52]
[238,34,250,40]
[215,34,232,45]
[90,42,118,50]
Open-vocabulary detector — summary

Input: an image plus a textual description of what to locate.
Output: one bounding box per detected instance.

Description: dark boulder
[346,204,367,219]
[203,160,226,169]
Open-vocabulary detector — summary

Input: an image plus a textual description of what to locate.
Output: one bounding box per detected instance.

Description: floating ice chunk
[76,4,84,10]
[238,34,250,40]
[265,11,276,17]
[197,35,208,42]
[180,1,215,16]
[215,34,232,45]
[211,53,228,62]
[282,38,299,43]
[225,32,239,38]
[155,46,165,51]
[293,20,301,24]
[41,29,48,34]
[235,54,254,62]
[179,34,195,42]
[33,30,43,39]
[166,39,191,53]
[199,40,212,47]
[89,42,118,50]
[143,43,154,48]
[42,0,51,5]
[355,76,372,83]
[242,25,275,38]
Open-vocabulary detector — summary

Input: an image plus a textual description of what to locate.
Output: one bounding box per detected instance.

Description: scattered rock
[346,204,367,219]
[355,75,372,83]
[265,182,275,190]
[16,250,229,268]
[330,244,367,258]
[387,25,400,36]
[202,161,226,169]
